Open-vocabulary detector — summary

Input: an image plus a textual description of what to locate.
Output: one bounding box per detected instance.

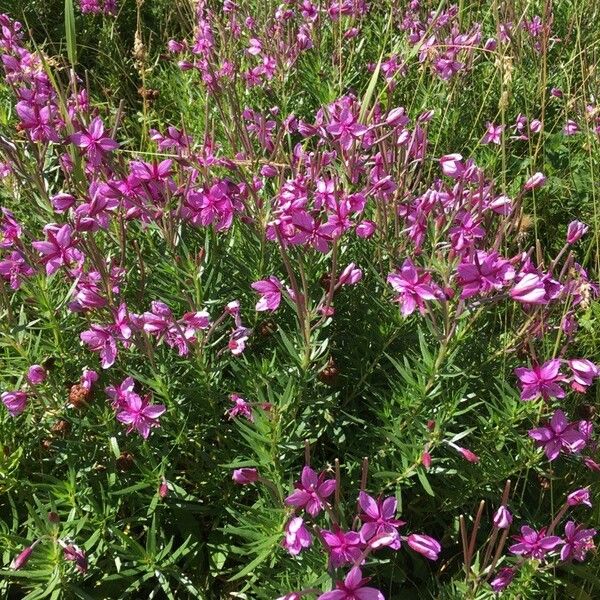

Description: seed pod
[116,451,135,472]
[318,357,339,386]
[68,384,89,409]
[51,419,71,437]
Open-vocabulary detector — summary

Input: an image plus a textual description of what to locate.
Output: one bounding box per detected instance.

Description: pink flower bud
[457,446,480,463]
[524,172,546,190]
[490,567,516,592]
[10,543,38,570]
[27,364,46,385]
[421,451,432,469]
[232,468,259,484]
[566,220,588,244]
[159,478,169,499]
[356,220,376,238]
[406,533,441,560]
[530,119,542,133]
[567,488,591,508]
[493,505,513,529]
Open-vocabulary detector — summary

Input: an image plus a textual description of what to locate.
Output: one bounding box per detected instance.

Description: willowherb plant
[0,1,599,598]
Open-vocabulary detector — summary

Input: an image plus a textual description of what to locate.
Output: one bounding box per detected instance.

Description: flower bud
[493,505,513,529]
[232,468,259,484]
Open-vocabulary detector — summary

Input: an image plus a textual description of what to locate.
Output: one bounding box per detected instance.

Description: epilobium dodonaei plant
[0,1,599,598]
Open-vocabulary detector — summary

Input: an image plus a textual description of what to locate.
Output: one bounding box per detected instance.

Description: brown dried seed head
[116,451,135,472]
[69,384,89,408]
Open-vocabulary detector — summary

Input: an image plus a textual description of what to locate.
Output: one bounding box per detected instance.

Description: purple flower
[528,410,587,461]
[406,534,441,560]
[227,393,254,421]
[515,360,567,401]
[358,492,405,550]
[232,468,259,485]
[116,392,166,439]
[2,391,28,416]
[387,259,441,316]
[524,172,546,191]
[70,117,118,165]
[0,250,34,289]
[560,521,596,562]
[32,224,83,276]
[567,488,591,508]
[321,527,364,568]
[563,120,580,136]
[568,359,599,393]
[457,251,514,298]
[482,122,503,145]
[282,516,312,556]
[318,567,384,600]
[356,220,376,238]
[285,466,336,517]
[62,543,88,573]
[338,263,362,286]
[509,526,562,560]
[493,505,513,529]
[27,365,46,385]
[80,325,118,369]
[326,108,367,150]
[251,276,283,311]
[567,221,588,244]
[439,153,464,178]
[510,273,547,304]
[490,567,516,592]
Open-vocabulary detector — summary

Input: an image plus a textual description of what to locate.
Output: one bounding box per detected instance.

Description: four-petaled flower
[358,492,405,550]
[318,566,384,600]
[387,259,442,316]
[285,465,336,517]
[515,360,567,401]
[509,526,562,560]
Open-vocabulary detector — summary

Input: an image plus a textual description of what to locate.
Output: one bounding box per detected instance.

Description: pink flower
[116,392,166,439]
[338,263,362,286]
[80,325,117,369]
[568,359,599,392]
[285,465,336,517]
[70,117,118,165]
[62,543,88,573]
[32,224,83,276]
[560,521,596,562]
[318,566,384,600]
[356,220,376,238]
[457,251,514,298]
[27,364,46,385]
[567,488,591,508]
[566,221,588,244]
[2,391,28,416]
[515,360,567,401]
[358,492,405,550]
[251,276,283,311]
[509,526,562,560]
[232,468,259,484]
[227,393,254,421]
[482,122,503,144]
[387,259,441,316]
[510,273,547,304]
[158,478,169,498]
[406,533,441,560]
[0,251,34,289]
[493,505,513,529]
[524,172,546,190]
[530,119,542,133]
[563,120,580,136]
[326,108,367,150]
[321,527,364,568]
[528,410,587,461]
[282,516,312,556]
[439,153,464,178]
